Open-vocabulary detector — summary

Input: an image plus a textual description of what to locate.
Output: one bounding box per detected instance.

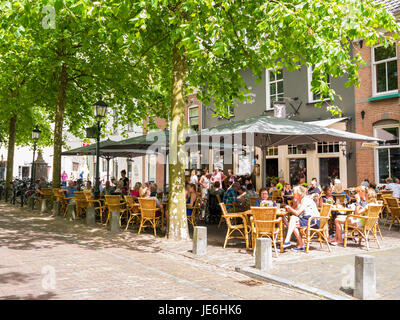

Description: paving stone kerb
[86,206,96,226]
[255,238,273,271]
[40,199,49,213]
[52,201,61,216]
[193,226,207,255]
[110,210,120,233]
[355,254,376,300]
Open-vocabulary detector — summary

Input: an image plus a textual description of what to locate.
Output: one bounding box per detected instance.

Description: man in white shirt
[385,177,399,197]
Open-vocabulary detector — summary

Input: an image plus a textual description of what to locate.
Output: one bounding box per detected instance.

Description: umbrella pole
[107,158,110,182]
[261,147,266,188]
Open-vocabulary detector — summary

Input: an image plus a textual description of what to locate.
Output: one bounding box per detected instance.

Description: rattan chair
[248,197,260,207]
[73,192,88,219]
[386,197,400,231]
[217,194,237,228]
[84,192,106,223]
[334,194,347,205]
[250,206,283,256]
[271,190,284,204]
[219,203,249,249]
[187,197,200,227]
[138,197,161,236]
[124,195,141,231]
[344,203,382,251]
[301,203,332,253]
[104,195,127,227]
[58,189,74,217]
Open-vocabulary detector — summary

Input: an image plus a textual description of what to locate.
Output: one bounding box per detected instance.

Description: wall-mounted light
[361,110,365,120]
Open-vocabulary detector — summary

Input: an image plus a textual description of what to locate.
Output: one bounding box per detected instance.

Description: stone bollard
[110,211,120,233]
[66,204,76,221]
[40,199,49,213]
[354,254,376,300]
[86,206,96,226]
[255,238,273,271]
[193,226,207,255]
[52,201,61,216]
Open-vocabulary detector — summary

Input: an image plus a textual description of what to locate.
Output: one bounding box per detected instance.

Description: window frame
[266,68,284,110]
[371,44,398,97]
[307,66,331,103]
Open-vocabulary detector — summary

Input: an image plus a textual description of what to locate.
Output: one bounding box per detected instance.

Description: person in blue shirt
[60,180,78,202]
[254,187,277,207]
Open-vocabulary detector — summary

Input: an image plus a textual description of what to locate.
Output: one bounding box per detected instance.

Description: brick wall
[354,40,400,184]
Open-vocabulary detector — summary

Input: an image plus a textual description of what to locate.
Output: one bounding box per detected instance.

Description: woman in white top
[283,185,320,251]
[199,169,210,199]
[189,169,198,185]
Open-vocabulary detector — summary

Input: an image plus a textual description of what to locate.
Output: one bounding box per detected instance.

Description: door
[265,158,278,178]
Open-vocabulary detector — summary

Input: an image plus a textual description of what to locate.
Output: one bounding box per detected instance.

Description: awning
[305,117,349,127]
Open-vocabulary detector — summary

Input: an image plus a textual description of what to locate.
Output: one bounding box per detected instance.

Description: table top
[243,209,287,216]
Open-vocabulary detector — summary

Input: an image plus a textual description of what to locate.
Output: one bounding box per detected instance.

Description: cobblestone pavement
[0,203,321,300]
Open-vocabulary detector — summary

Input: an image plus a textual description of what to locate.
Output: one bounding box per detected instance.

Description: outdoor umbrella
[198,115,381,186]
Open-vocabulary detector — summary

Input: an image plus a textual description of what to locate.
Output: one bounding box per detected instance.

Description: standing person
[199,169,210,199]
[61,171,68,186]
[119,170,129,194]
[223,169,235,190]
[70,172,75,182]
[186,183,197,217]
[210,167,225,188]
[189,169,198,185]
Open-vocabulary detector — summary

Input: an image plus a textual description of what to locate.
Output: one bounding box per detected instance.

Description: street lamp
[93,99,108,198]
[31,126,41,187]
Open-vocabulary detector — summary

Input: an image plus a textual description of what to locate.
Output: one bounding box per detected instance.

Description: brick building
[354,2,400,184]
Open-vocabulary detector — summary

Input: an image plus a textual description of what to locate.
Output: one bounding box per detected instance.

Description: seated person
[330,188,377,246]
[283,183,292,204]
[282,185,320,251]
[276,179,285,191]
[140,186,162,217]
[83,181,94,194]
[101,180,115,197]
[268,180,278,197]
[236,185,249,212]
[130,182,141,199]
[223,182,240,212]
[246,183,258,198]
[60,180,78,203]
[207,181,225,219]
[308,178,321,195]
[254,187,276,207]
[321,186,335,204]
[332,180,351,203]
[186,183,197,217]
[35,177,48,196]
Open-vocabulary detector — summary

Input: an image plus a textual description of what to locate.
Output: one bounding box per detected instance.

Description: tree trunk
[52,63,68,188]
[5,114,17,195]
[167,42,189,240]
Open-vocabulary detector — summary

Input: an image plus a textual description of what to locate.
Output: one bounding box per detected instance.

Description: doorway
[319,157,340,187]
[265,158,278,178]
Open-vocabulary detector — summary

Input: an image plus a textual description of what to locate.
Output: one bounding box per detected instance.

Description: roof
[376,0,400,14]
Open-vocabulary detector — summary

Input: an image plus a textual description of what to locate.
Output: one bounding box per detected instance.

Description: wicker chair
[301,203,332,253]
[217,194,237,228]
[344,203,382,251]
[187,197,200,227]
[248,197,260,207]
[138,198,161,236]
[250,207,283,256]
[58,189,74,217]
[386,197,400,231]
[124,195,141,231]
[334,194,347,205]
[104,195,127,227]
[84,192,106,223]
[271,190,284,204]
[74,192,88,219]
[219,203,249,249]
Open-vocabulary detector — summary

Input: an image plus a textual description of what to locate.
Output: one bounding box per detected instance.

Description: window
[374,123,400,182]
[266,69,284,109]
[307,66,331,103]
[188,106,199,131]
[288,145,307,155]
[147,155,157,183]
[289,158,307,186]
[266,147,278,156]
[372,44,398,96]
[317,142,340,153]
[72,162,79,172]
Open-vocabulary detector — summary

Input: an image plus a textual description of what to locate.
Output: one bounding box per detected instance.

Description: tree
[92,0,399,240]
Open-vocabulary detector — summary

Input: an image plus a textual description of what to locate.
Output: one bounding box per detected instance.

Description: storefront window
[317,142,340,153]
[319,158,340,187]
[267,147,278,156]
[289,158,307,186]
[288,145,307,155]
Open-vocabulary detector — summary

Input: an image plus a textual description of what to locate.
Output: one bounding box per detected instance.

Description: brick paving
[0,203,320,300]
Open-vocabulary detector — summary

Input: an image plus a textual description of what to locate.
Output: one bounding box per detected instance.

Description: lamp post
[93,99,108,198]
[31,126,41,187]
